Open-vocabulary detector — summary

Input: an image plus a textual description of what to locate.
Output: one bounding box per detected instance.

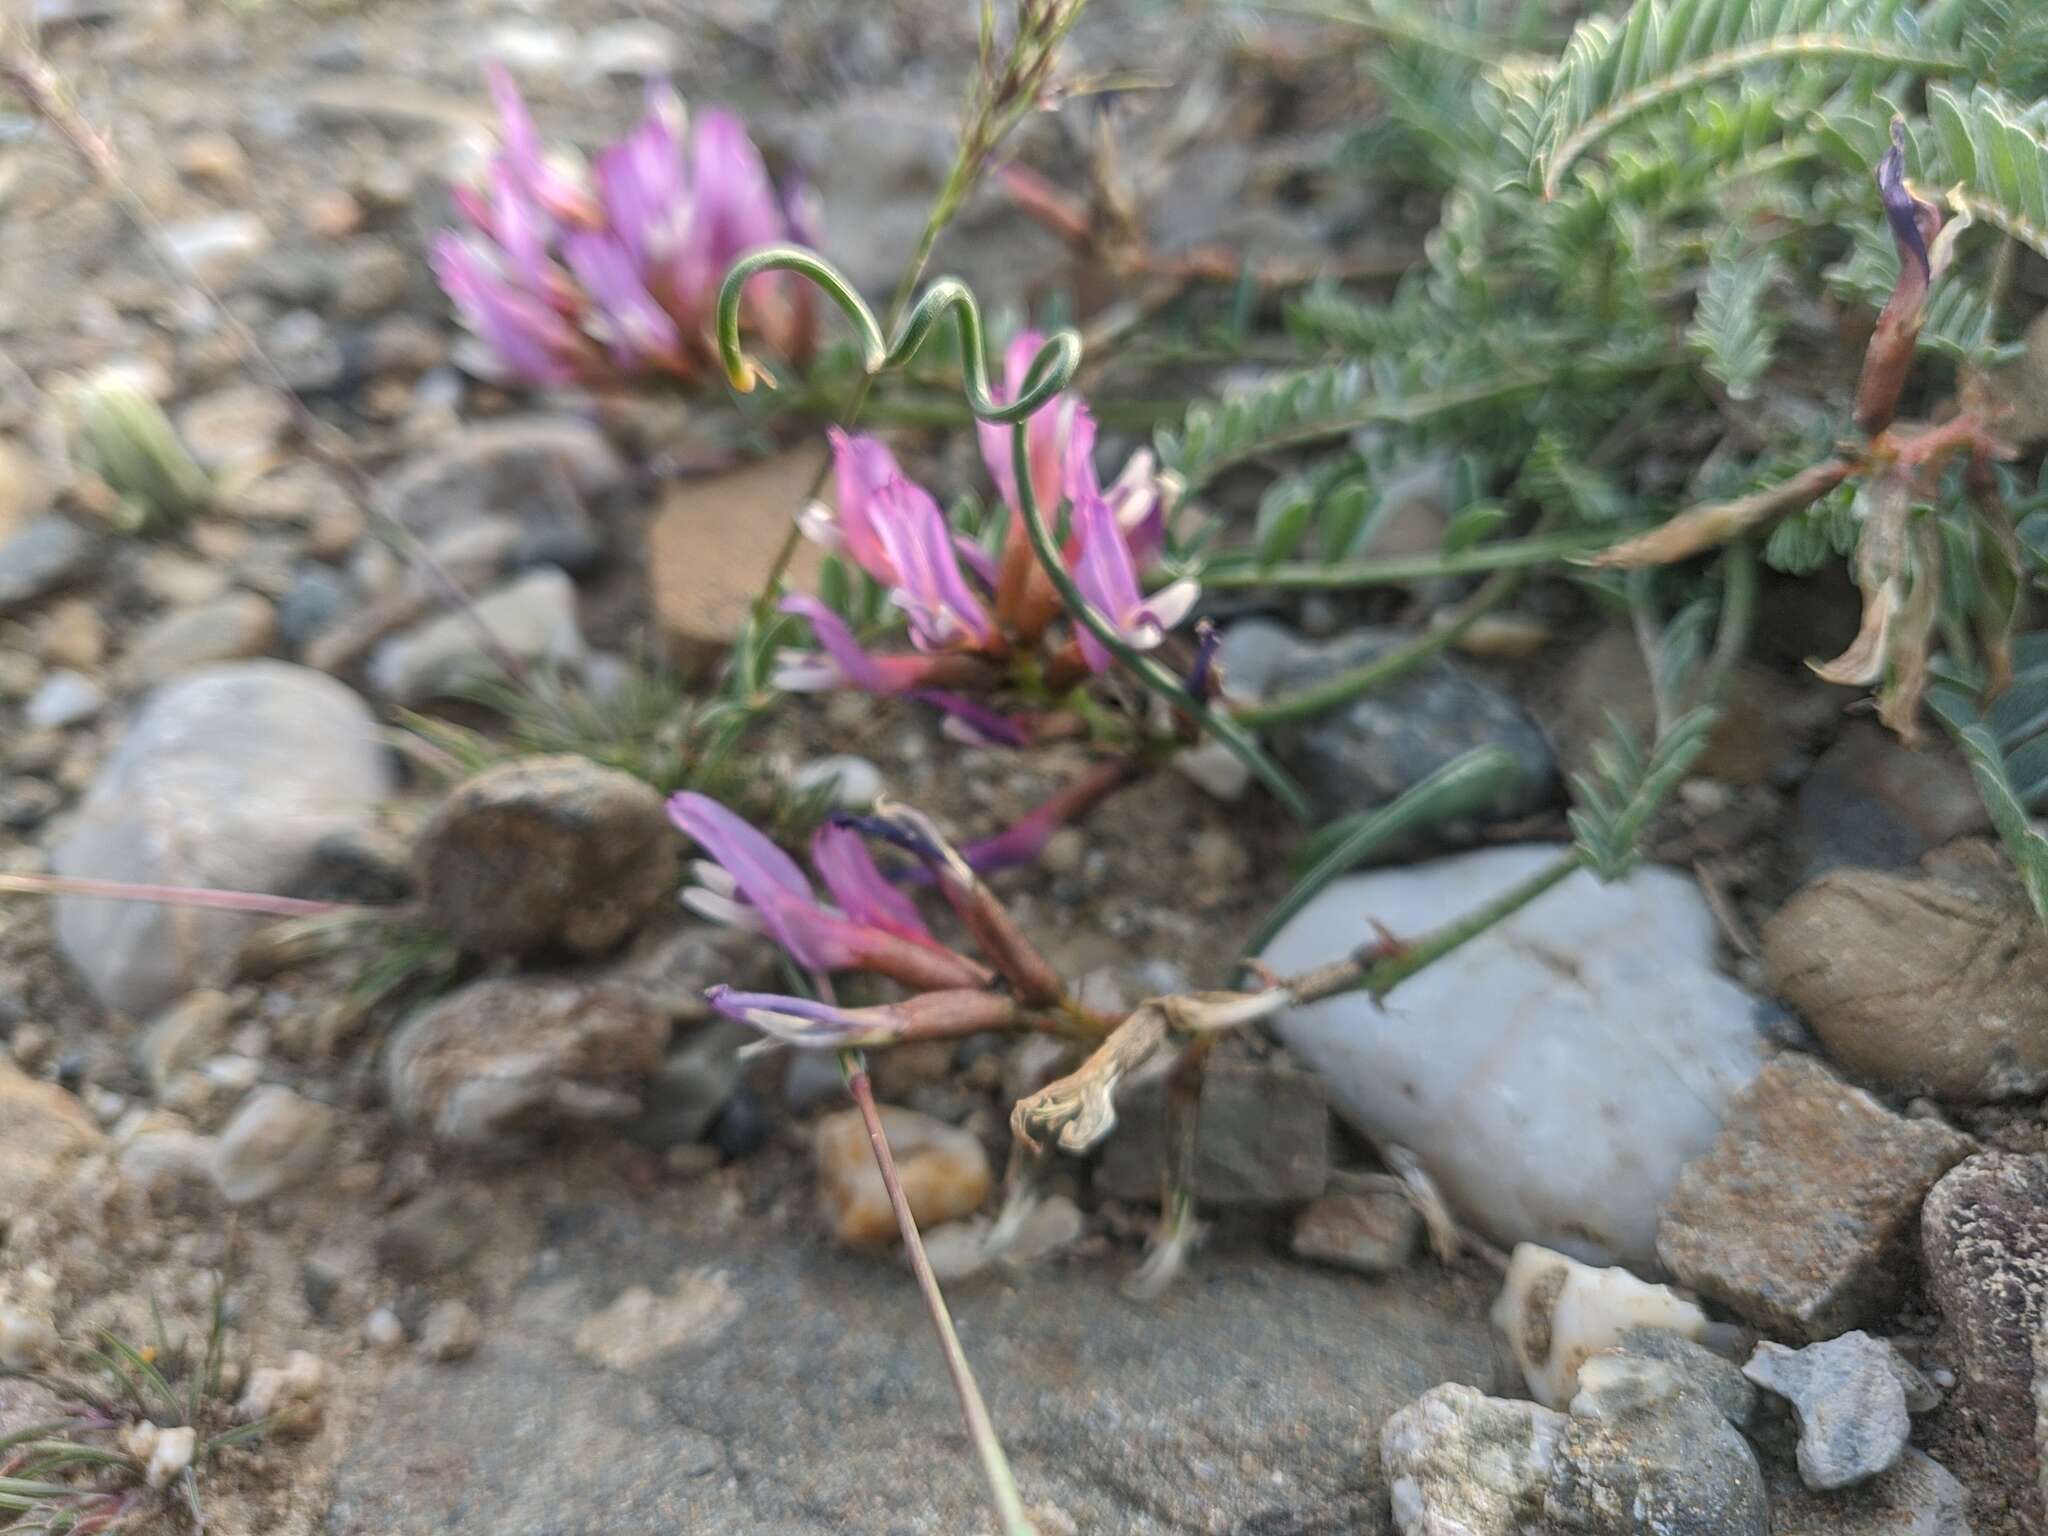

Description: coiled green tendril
[715,245,1312,823]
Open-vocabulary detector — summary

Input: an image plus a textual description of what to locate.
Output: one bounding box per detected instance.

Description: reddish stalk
[839,1052,1036,1536]
[0,872,355,919]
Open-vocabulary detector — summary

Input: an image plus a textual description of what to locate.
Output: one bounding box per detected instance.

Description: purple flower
[669,792,990,991]
[808,821,931,941]
[1068,491,1199,673]
[773,596,975,694]
[704,986,882,1047]
[1878,118,1941,297]
[438,69,814,387]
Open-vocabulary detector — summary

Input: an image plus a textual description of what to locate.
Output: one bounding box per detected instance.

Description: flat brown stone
[648,446,826,669]
[1656,1054,1973,1340]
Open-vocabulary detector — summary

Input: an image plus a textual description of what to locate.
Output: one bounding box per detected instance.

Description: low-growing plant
[0,1284,275,1533]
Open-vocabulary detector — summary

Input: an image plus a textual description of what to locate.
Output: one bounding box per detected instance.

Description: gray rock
[384,979,668,1154]
[379,415,622,553]
[174,385,292,472]
[1244,622,1554,826]
[334,241,409,316]
[211,1085,335,1204]
[1768,1449,1974,1535]
[24,669,104,728]
[577,20,680,79]
[52,663,391,1015]
[265,309,346,394]
[1384,1366,1768,1536]
[1263,845,1767,1266]
[124,592,277,687]
[277,564,358,650]
[327,1190,1497,1534]
[1658,1054,1975,1340]
[161,212,270,287]
[1549,1355,1768,1535]
[367,568,587,703]
[1920,1152,2048,1529]
[1091,1061,1329,1207]
[0,517,94,613]
[1610,1327,1757,1431]
[1383,1382,1564,1535]
[414,756,678,958]
[1766,845,2048,1102]
[1743,1332,1933,1490]
[1292,1187,1422,1276]
[136,989,232,1094]
[375,1187,489,1280]
[622,1023,747,1148]
[1794,723,1989,883]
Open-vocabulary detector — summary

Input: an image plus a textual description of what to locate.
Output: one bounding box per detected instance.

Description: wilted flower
[669,792,989,991]
[433,67,815,387]
[777,333,1190,737]
[1854,118,1966,436]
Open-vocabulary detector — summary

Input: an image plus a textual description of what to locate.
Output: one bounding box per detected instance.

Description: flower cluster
[776,333,1196,742]
[433,67,815,388]
[669,791,1031,1047]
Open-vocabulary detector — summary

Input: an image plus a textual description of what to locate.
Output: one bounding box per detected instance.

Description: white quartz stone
[1260,843,1767,1267]
[1494,1242,1710,1408]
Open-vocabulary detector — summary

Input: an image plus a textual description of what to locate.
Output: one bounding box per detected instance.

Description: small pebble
[363,1307,405,1351]
[418,1299,480,1362]
[0,1307,58,1368]
[815,1104,991,1247]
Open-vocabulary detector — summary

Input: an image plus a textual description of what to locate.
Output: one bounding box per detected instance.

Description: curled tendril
[713,244,1315,823]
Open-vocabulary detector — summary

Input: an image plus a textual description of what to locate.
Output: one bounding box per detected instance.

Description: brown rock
[0,439,54,542]
[1766,844,2048,1101]
[384,978,669,1153]
[0,1063,102,1221]
[1548,626,1828,787]
[415,756,679,958]
[38,599,105,669]
[1657,1054,1974,1340]
[815,1104,991,1247]
[1292,1187,1421,1276]
[1792,722,1989,882]
[1920,1152,2048,1529]
[648,447,825,666]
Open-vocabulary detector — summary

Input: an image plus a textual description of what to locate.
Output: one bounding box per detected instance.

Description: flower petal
[810,822,931,940]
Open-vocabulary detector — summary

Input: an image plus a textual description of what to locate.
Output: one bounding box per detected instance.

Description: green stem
[1007,422,1315,823]
[1362,852,1583,999]
[1198,525,1635,590]
[1231,562,1525,727]
[840,1052,1036,1536]
[1240,747,1523,960]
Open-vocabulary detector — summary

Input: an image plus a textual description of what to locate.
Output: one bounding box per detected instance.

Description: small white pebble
[85,1085,128,1124]
[363,1307,405,1351]
[1930,1366,1956,1389]
[0,1307,58,1368]
[144,1425,197,1489]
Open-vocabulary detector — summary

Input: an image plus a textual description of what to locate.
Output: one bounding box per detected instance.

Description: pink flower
[669,792,989,990]
[795,437,995,654]
[437,69,814,387]
[1068,492,1199,674]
